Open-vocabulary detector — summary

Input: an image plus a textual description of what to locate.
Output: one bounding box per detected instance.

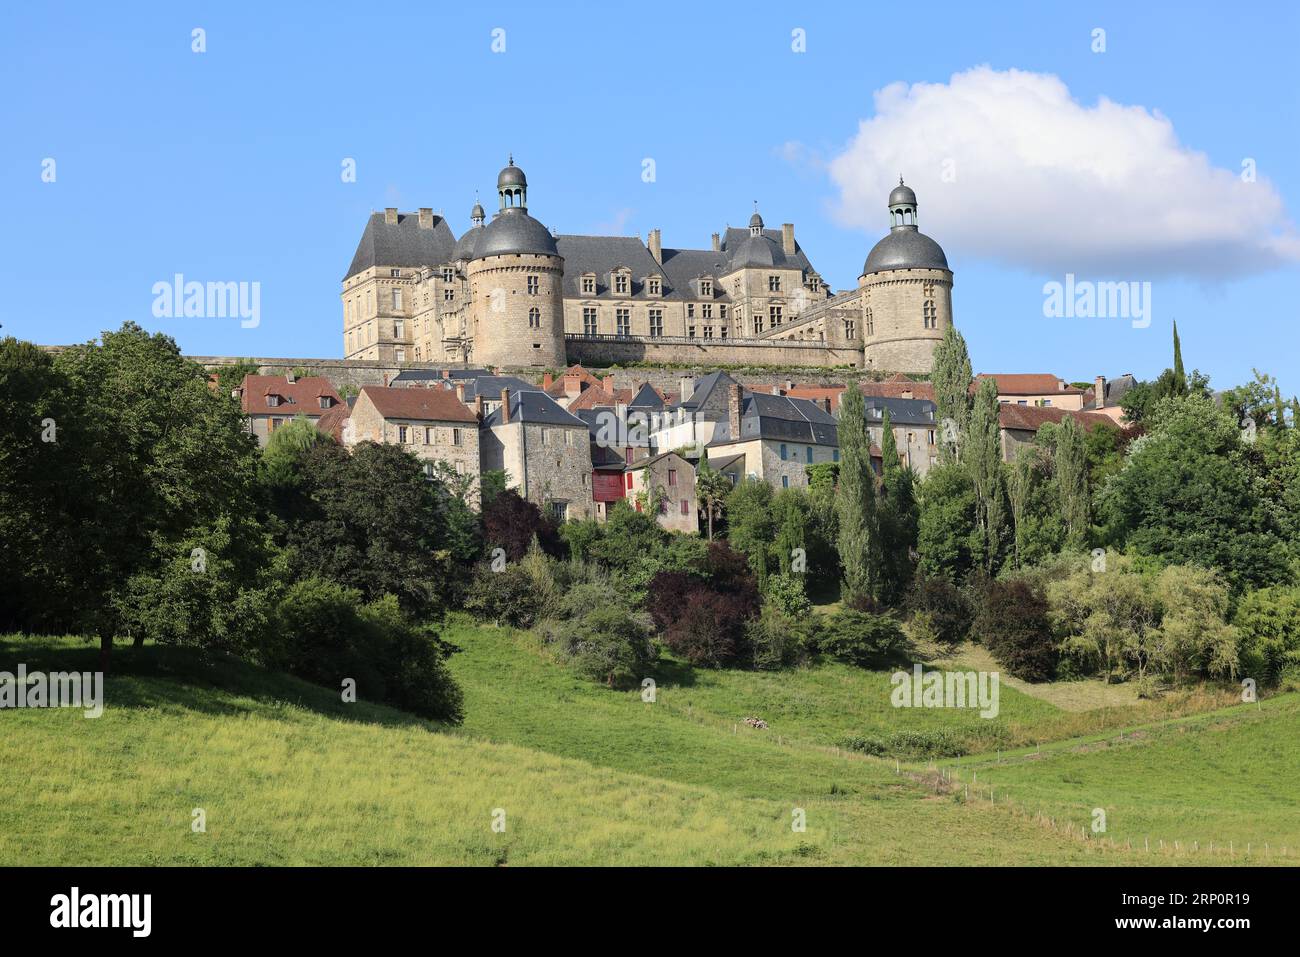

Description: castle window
[581,275,595,294]
[687,303,695,319]
[923,300,937,329]
[443,267,454,282]
[865,308,874,336]
[753,313,764,334]
[703,326,713,339]
[583,307,598,336]
[392,289,402,310]
[719,305,727,320]
[616,309,630,337]
[699,279,713,297]
[394,319,404,338]
[615,273,629,294]
[768,275,781,292]
[687,325,696,339]
[845,319,855,339]
[390,269,401,278]
[527,275,539,295]
[702,304,712,320]
[529,307,541,329]
[648,309,663,337]
[769,305,782,327]
[648,277,661,295]
[444,287,454,301]
[395,348,405,363]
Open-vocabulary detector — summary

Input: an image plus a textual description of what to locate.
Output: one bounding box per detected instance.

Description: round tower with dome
[857,178,953,374]
[465,157,567,368]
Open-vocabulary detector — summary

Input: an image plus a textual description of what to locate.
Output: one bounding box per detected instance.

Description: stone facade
[481,418,594,522]
[341,164,956,375]
[348,386,481,481]
[626,452,698,534]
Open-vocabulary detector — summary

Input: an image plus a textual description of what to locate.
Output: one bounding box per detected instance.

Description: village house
[624,451,699,534]
[998,404,1118,461]
[348,385,480,480]
[479,387,594,522]
[978,373,1087,410]
[704,383,841,489]
[238,373,343,447]
[864,396,940,477]
[1083,373,1137,423]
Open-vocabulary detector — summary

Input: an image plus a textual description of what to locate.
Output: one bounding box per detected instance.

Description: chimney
[711,232,720,252]
[648,228,663,265]
[474,395,484,420]
[441,369,451,379]
[499,387,511,424]
[603,375,616,393]
[727,383,743,440]
[781,223,796,257]
[1094,375,1106,408]
[285,370,296,384]
[680,377,696,403]
[820,397,832,415]
[455,382,467,404]
[542,373,554,390]
[785,379,795,392]
[384,207,398,225]
[418,208,434,229]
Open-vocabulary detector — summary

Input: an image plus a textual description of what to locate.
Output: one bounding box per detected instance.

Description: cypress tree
[1172,320,1187,396]
[1055,416,1090,548]
[967,377,1007,572]
[836,386,881,605]
[931,324,973,462]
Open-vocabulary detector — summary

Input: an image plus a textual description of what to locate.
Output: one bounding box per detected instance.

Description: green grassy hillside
[1,626,1293,866]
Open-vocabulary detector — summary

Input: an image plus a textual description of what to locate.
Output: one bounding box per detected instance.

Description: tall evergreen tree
[836,386,881,604]
[931,324,973,462]
[1172,319,1187,395]
[877,408,918,604]
[1055,415,1091,548]
[967,377,1007,572]
[1274,384,1287,430]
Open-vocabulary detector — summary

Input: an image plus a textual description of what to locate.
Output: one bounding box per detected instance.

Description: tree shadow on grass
[0,636,443,733]
[648,655,697,690]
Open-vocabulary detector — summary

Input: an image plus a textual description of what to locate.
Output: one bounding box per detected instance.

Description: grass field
[1,624,1294,866]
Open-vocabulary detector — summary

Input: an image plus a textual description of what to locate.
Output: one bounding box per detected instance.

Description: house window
[616,309,630,337]
[687,303,695,319]
[527,275,539,295]
[769,305,782,327]
[267,394,280,407]
[782,475,790,488]
[394,319,404,338]
[648,277,660,295]
[806,447,813,464]
[444,287,455,302]
[648,309,663,337]
[658,498,668,516]
[319,396,332,410]
[395,349,405,363]
[452,428,461,446]
[398,426,408,443]
[626,472,634,490]
[424,427,433,444]
[583,307,598,336]
[392,289,402,310]
[549,501,568,522]
[271,417,283,431]
[667,469,677,486]
[680,499,689,516]
[582,275,595,294]
[529,307,541,329]
[615,273,629,294]
[779,443,788,460]
[768,275,781,292]
[423,463,434,479]
[833,449,840,463]
[928,430,936,445]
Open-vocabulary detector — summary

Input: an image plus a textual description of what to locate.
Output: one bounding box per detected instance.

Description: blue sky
[3,0,1297,394]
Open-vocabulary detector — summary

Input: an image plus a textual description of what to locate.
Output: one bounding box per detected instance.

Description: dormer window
[319,396,333,410]
[267,394,280,407]
[648,277,661,295]
[699,279,713,297]
[768,275,781,292]
[442,267,454,283]
[390,269,401,278]
[614,271,629,295]
[581,274,596,294]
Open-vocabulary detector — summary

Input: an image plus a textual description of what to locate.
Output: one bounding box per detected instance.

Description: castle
[341,159,954,373]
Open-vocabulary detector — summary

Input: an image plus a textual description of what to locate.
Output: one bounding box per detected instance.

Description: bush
[463,543,561,628]
[973,579,1056,681]
[1233,585,1300,685]
[904,573,972,647]
[481,489,561,562]
[648,541,761,668]
[537,601,656,688]
[815,609,910,668]
[746,607,815,670]
[762,572,811,617]
[263,578,463,721]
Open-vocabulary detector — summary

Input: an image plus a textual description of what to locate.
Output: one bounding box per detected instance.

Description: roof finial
[753,199,759,212]
[899,175,904,186]
[508,153,514,166]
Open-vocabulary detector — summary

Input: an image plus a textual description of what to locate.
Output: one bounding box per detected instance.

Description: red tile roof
[545,364,605,398]
[315,404,352,443]
[998,405,1115,432]
[358,385,477,423]
[976,373,1083,395]
[240,375,341,417]
[567,385,633,411]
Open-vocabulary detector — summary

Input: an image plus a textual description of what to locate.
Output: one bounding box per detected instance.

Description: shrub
[762,572,811,617]
[263,578,463,722]
[463,543,561,628]
[904,573,972,647]
[974,579,1056,681]
[481,489,561,562]
[815,609,910,668]
[746,607,814,671]
[662,591,751,667]
[537,602,656,688]
[1233,585,1300,684]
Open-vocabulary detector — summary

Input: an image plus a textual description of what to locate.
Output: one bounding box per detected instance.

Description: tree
[1054,416,1090,548]
[1097,394,1292,592]
[1006,445,1064,568]
[695,459,732,541]
[931,324,973,461]
[1047,557,1162,684]
[480,487,561,562]
[1234,585,1300,684]
[213,358,262,396]
[973,579,1056,681]
[725,479,775,581]
[771,487,812,575]
[967,377,1008,572]
[836,385,881,604]
[877,408,919,605]
[1171,319,1187,395]
[815,609,910,668]
[916,462,979,582]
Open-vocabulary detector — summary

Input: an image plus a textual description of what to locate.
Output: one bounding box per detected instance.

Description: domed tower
[466,157,566,368]
[452,199,486,263]
[858,178,953,374]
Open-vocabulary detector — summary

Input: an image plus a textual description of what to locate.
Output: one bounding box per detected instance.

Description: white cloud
[822,66,1300,278]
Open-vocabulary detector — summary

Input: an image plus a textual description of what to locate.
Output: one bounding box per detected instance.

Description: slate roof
[472,207,559,259]
[390,368,493,385]
[719,227,817,276]
[628,383,667,410]
[345,213,458,280]
[709,393,838,447]
[432,375,541,403]
[555,236,668,298]
[862,396,938,427]
[862,226,948,276]
[357,386,477,423]
[1088,373,1138,410]
[480,389,588,428]
[675,370,738,414]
